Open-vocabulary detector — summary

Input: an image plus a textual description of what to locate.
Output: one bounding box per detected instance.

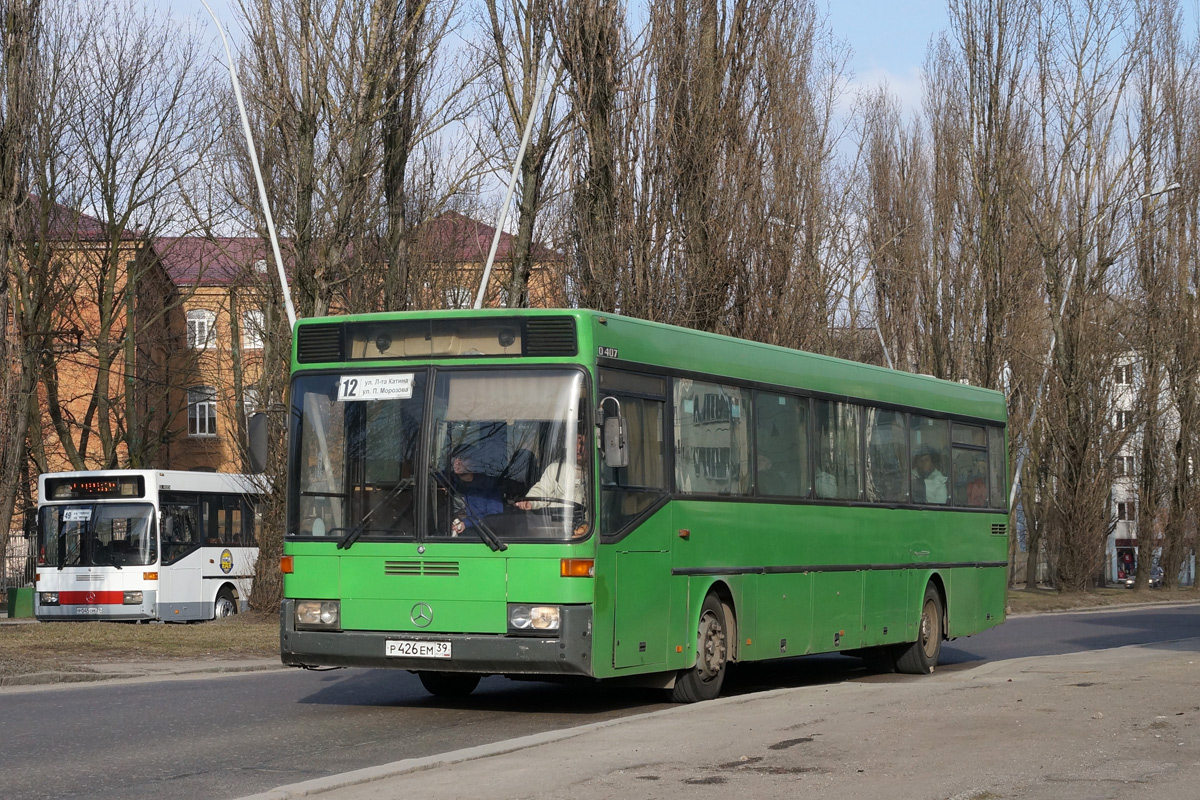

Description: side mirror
[247,412,269,474]
[603,416,629,469]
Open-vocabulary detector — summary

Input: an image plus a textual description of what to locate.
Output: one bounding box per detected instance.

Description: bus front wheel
[895,584,943,674]
[671,593,729,703]
[214,588,238,619]
[418,671,481,697]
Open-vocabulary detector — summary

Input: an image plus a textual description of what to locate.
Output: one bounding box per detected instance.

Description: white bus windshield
[38,503,156,568]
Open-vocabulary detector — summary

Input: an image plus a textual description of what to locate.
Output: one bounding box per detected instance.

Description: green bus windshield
[288,368,591,543]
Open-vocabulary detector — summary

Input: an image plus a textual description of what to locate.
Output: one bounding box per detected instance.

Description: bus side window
[866,408,908,503]
[909,416,950,505]
[161,499,200,564]
[814,400,862,500]
[754,392,810,498]
[987,426,1007,509]
[600,393,667,534]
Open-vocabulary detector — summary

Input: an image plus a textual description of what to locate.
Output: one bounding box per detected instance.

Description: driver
[515,433,586,511]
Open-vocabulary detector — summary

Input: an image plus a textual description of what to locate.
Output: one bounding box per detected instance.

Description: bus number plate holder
[385,640,451,658]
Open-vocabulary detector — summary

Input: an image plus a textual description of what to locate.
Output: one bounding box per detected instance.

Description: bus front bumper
[279,599,594,677]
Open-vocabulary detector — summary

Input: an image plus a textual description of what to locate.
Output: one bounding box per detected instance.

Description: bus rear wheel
[671,593,729,703]
[418,671,481,697]
[214,588,238,619]
[895,584,943,674]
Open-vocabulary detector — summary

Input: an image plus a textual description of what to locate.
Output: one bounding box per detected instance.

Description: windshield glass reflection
[288,368,590,543]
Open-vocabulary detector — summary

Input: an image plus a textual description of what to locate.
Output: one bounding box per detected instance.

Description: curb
[234,690,778,800]
[0,660,286,688]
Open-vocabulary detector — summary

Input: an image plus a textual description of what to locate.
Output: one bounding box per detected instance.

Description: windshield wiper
[432,469,507,552]
[95,547,122,570]
[335,477,415,550]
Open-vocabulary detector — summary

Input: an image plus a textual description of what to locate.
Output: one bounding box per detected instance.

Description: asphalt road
[2,604,1197,800]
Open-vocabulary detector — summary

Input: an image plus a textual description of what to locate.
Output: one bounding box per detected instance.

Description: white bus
[34,470,263,622]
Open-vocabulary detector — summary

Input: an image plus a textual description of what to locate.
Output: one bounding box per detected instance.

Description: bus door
[199,493,257,602]
[158,494,204,620]
[598,372,672,670]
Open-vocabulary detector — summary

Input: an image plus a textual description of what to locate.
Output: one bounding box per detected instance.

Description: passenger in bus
[516,433,586,511]
[911,449,948,504]
[449,454,504,535]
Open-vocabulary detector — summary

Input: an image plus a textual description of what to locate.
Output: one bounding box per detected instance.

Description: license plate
[385,639,452,658]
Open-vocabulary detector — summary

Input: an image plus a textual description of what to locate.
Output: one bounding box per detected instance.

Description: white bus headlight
[123,591,143,605]
[508,604,561,634]
[40,592,59,606]
[296,600,340,630]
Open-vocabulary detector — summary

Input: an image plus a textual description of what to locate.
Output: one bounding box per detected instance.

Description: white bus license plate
[385,639,451,659]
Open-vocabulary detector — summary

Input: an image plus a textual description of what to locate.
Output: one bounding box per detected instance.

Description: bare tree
[22,0,221,473]
[0,0,42,585]
[1126,0,1197,590]
[1029,0,1145,590]
[479,0,567,308]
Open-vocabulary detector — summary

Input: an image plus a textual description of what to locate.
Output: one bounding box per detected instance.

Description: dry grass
[1006,586,1199,615]
[3,589,1197,681]
[0,612,278,678]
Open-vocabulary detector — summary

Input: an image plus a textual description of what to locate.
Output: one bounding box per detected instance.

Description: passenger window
[951,423,989,507]
[909,416,950,505]
[160,495,200,564]
[674,380,752,496]
[866,408,908,502]
[600,393,667,534]
[988,427,1007,509]
[814,400,861,500]
[754,392,810,498]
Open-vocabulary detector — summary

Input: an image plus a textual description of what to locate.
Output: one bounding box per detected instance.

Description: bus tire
[671,592,729,703]
[214,587,239,619]
[895,584,943,674]
[418,671,481,697]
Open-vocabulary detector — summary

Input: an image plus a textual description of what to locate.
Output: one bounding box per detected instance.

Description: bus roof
[292,308,1007,424]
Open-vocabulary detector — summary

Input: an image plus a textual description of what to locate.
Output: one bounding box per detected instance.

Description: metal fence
[3,530,35,591]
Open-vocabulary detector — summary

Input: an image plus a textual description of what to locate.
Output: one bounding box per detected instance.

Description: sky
[169,0,949,104]
[827,0,949,112]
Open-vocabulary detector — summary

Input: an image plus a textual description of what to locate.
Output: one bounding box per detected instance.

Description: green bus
[278,309,1008,701]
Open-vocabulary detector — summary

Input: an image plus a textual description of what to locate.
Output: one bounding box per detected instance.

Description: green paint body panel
[284,309,1009,682]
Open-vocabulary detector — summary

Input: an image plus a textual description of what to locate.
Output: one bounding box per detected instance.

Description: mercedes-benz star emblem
[410,602,433,628]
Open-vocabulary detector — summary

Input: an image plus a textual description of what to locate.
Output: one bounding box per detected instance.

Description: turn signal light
[143,572,158,581]
[280,556,294,574]
[560,558,594,578]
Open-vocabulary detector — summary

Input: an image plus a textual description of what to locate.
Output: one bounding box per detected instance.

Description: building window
[188,386,218,437]
[242,309,265,350]
[187,309,216,349]
[1114,410,1132,429]
[1115,363,1134,385]
[444,285,472,309]
[242,387,260,429]
[1116,501,1131,521]
[1115,455,1136,477]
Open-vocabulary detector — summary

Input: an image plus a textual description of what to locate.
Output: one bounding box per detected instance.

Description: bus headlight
[295,600,340,630]
[123,591,143,605]
[508,604,561,634]
[40,592,59,606]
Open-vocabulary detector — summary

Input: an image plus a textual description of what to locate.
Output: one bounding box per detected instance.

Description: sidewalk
[239,639,1200,800]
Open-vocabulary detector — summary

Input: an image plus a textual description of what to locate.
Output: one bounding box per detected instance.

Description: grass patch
[0,612,278,677]
[3,588,1196,681]
[1006,586,1199,615]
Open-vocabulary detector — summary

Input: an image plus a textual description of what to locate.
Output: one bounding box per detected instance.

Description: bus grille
[524,317,577,356]
[384,561,460,576]
[991,524,1008,536]
[297,324,344,363]
[75,574,103,582]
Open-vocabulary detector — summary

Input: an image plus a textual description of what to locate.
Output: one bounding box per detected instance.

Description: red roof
[26,196,139,242]
[155,213,560,288]
[415,211,560,264]
[154,237,279,287]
